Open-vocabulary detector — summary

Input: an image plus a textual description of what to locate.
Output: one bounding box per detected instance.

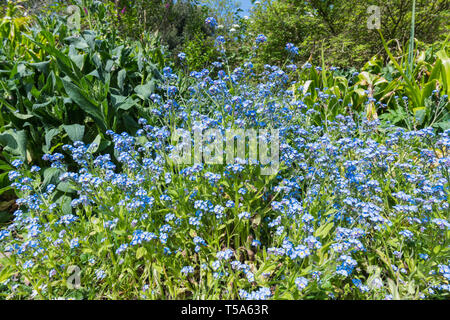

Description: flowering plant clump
[0,29,449,300]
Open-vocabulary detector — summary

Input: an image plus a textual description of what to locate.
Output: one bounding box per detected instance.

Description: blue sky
[238,0,253,15]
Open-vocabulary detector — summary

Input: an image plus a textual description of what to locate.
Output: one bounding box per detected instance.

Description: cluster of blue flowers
[0,30,448,300]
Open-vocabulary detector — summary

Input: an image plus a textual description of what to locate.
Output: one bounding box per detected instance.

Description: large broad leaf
[42,167,61,189]
[121,114,140,133]
[111,94,137,111]
[413,107,426,126]
[0,130,27,159]
[378,31,421,108]
[65,35,89,49]
[33,97,56,111]
[434,117,450,131]
[420,79,437,106]
[87,134,110,154]
[314,221,334,238]
[0,210,12,224]
[134,80,155,100]
[117,69,126,91]
[62,78,106,131]
[68,49,85,71]
[88,134,102,154]
[57,181,77,194]
[28,60,51,74]
[44,128,60,153]
[55,195,73,215]
[63,124,85,142]
[24,34,82,83]
[436,49,450,94]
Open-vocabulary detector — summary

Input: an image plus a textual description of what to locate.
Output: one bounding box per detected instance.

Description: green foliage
[184,13,254,70]
[112,0,210,54]
[0,11,166,197]
[248,0,449,68]
[0,0,32,43]
[377,33,450,130]
[184,33,220,71]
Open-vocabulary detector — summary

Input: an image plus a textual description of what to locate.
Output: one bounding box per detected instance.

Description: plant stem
[407,0,416,80]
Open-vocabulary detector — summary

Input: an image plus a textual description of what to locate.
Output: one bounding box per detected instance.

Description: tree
[199,0,241,28]
[248,0,449,68]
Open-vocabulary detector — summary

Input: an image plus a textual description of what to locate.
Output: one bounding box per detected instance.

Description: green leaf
[88,134,102,154]
[136,247,147,259]
[24,34,82,83]
[113,229,126,236]
[189,229,197,238]
[252,215,262,226]
[0,96,16,112]
[0,266,14,283]
[0,130,27,159]
[314,221,334,238]
[134,81,155,100]
[0,187,13,197]
[387,278,400,300]
[28,60,51,73]
[433,245,441,255]
[12,113,34,120]
[0,210,12,223]
[62,78,106,131]
[111,94,137,111]
[33,97,57,111]
[60,196,73,215]
[413,107,426,125]
[378,31,421,108]
[434,120,450,131]
[420,80,437,106]
[44,128,60,152]
[0,133,18,150]
[375,249,393,272]
[436,49,450,94]
[63,124,85,142]
[57,181,76,194]
[42,167,61,188]
[117,69,126,91]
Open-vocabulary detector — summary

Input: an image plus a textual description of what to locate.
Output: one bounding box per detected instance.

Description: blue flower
[95,269,106,280]
[285,43,299,55]
[295,277,309,291]
[255,34,267,44]
[215,36,225,46]
[181,266,195,275]
[11,159,23,168]
[205,17,217,28]
[238,211,251,219]
[23,260,34,269]
[399,229,414,240]
[69,238,79,249]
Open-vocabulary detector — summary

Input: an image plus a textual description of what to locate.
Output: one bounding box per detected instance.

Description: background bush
[248,0,449,68]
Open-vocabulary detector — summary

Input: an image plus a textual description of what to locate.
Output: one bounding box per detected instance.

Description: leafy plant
[378,32,449,129]
[0,11,166,202]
